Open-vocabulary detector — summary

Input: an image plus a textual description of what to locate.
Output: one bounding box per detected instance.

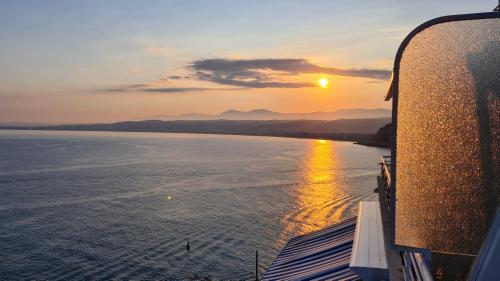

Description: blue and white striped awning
[263,217,359,281]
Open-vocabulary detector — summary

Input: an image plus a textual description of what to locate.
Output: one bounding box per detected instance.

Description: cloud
[189,58,391,88]
[195,70,313,88]
[143,87,228,93]
[365,80,388,84]
[168,75,183,79]
[98,85,236,94]
[98,57,392,93]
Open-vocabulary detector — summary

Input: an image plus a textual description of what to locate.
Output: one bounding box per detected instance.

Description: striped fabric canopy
[263,217,359,281]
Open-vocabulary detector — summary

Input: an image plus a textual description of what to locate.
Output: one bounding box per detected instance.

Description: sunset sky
[0,0,494,123]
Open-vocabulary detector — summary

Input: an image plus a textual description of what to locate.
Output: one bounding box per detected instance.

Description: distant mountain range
[0,122,52,126]
[150,108,391,121]
[0,108,393,147]
[0,118,392,147]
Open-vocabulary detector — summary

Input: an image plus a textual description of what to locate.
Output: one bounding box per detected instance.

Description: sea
[0,130,389,280]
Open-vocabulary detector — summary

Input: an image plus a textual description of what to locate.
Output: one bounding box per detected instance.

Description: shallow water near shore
[0,130,388,280]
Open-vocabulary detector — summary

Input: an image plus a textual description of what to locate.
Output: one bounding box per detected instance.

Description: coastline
[0,127,389,148]
[0,118,391,148]
[354,139,390,148]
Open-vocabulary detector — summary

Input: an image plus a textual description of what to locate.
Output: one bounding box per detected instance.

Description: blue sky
[0,0,495,123]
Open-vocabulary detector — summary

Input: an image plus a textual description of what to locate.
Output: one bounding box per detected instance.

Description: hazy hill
[150,108,391,121]
[1,118,392,146]
[356,123,391,147]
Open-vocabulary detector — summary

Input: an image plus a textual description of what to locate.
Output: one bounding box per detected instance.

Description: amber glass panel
[395,18,499,255]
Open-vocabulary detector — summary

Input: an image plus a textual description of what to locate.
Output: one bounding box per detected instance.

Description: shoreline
[0,127,390,148]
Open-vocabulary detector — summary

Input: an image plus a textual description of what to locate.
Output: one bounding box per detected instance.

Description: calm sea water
[0,130,388,280]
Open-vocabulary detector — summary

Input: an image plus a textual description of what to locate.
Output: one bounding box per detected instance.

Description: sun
[318,78,329,88]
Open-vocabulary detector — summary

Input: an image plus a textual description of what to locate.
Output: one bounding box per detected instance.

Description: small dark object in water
[186,240,190,251]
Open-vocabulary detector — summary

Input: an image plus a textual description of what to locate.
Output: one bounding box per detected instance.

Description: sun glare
[318,78,329,88]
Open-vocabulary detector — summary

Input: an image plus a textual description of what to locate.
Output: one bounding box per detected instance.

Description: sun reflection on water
[277,139,350,246]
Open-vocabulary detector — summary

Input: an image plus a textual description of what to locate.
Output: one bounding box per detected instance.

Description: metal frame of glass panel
[388,12,500,253]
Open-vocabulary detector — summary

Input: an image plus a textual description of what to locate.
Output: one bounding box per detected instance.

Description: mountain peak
[221,109,243,114]
[249,109,275,114]
[221,109,275,114]
[150,108,391,121]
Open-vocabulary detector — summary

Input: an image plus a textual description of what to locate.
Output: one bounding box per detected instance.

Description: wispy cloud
[168,75,191,80]
[365,80,388,84]
[98,85,236,94]
[190,58,391,88]
[143,87,232,93]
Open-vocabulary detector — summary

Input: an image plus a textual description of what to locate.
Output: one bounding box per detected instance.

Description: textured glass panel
[395,18,500,255]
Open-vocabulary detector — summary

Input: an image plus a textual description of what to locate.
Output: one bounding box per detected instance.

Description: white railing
[380,156,391,209]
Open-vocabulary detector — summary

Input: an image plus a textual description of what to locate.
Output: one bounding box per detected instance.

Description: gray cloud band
[190,58,391,88]
[100,87,233,93]
[100,58,391,92]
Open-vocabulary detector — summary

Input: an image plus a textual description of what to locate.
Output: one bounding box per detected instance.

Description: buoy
[186,240,190,251]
